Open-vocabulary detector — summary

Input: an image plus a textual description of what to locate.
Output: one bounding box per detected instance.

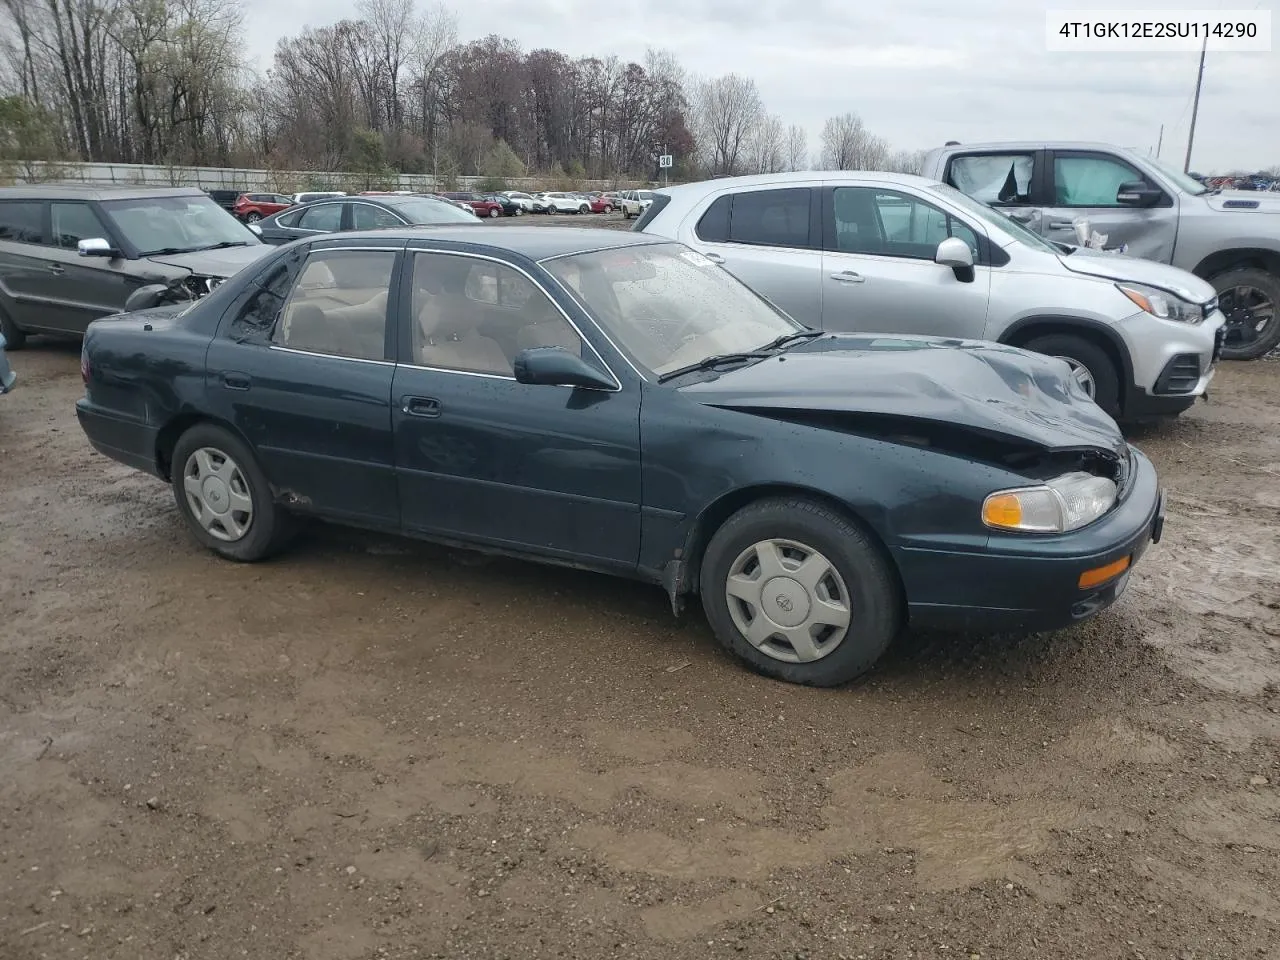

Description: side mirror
[247,223,263,237]
[78,237,118,258]
[935,237,975,284]
[1115,181,1164,207]
[513,346,615,390]
[124,283,173,312]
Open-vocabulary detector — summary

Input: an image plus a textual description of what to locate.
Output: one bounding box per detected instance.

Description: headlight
[982,471,1117,533]
[1117,282,1204,324]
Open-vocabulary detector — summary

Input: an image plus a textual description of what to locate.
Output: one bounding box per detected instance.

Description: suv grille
[1155,354,1201,395]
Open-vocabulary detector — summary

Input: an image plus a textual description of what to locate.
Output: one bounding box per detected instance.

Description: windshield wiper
[193,241,251,251]
[140,246,192,256]
[758,329,824,352]
[657,351,771,383]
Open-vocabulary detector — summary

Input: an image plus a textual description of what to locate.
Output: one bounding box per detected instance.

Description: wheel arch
[671,483,906,614]
[1191,247,1280,280]
[155,412,256,482]
[999,315,1133,402]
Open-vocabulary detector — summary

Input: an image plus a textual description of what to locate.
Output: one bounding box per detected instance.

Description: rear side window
[946,153,1035,205]
[351,204,403,230]
[274,209,302,228]
[0,201,43,243]
[695,196,730,241]
[297,203,342,232]
[728,188,812,248]
[51,202,111,249]
[273,251,395,361]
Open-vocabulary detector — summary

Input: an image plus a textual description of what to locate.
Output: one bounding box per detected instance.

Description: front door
[36,201,142,334]
[392,249,642,569]
[1040,150,1179,261]
[820,186,991,338]
[204,244,401,527]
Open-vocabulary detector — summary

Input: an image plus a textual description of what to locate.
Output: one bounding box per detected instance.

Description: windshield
[544,242,801,377]
[926,183,1063,254]
[1135,151,1209,195]
[384,196,480,225]
[102,195,261,255]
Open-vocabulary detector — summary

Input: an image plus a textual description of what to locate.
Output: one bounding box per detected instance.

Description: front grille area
[1155,353,1201,394]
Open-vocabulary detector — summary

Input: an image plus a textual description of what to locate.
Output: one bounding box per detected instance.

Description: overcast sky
[242,0,1280,173]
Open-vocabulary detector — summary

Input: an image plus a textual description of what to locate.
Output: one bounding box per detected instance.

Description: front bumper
[898,448,1163,634]
[1116,307,1225,398]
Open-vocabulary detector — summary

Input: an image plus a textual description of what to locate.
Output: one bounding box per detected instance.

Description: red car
[589,194,616,213]
[440,192,505,218]
[233,192,294,223]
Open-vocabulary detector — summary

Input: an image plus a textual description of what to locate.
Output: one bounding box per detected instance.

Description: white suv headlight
[982,471,1118,533]
[1117,282,1205,324]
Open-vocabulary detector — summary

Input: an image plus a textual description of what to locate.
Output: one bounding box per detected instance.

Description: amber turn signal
[1078,556,1131,590]
[981,493,1023,529]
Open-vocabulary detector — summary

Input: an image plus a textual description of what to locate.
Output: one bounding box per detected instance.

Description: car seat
[414,260,510,375]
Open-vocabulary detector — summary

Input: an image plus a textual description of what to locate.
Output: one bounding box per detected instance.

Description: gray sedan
[256,195,480,245]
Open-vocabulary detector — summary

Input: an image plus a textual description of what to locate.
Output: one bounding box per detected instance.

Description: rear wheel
[578,203,589,214]
[1211,267,1280,360]
[170,423,293,562]
[549,205,559,214]
[488,207,500,218]
[604,204,613,213]
[1023,333,1120,417]
[244,211,262,223]
[514,207,524,216]
[0,305,27,350]
[700,497,901,687]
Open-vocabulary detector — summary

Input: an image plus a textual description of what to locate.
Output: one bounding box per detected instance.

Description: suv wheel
[488,207,500,218]
[700,497,901,687]
[0,306,27,350]
[1212,268,1280,360]
[244,211,262,223]
[1023,334,1120,416]
[548,205,559,214]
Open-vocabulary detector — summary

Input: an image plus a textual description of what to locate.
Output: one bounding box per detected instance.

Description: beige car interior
[412,255,583,376]
[275,255,393,361]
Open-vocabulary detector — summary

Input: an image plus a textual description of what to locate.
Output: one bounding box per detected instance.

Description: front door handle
[222,372,251,390]
[703,251,725,264]
[829,271,865,283]
[402,395,441,418]
[1005,211,1035,223]
[1049,220,1076,230]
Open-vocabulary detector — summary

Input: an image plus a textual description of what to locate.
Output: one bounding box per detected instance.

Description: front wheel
[578,204,589,214]
[548,205,559,214]
[488,207,500,218]
[244,211,262,223]
[170,423,293,562]
[603,204,613,213]
[1212,268,1280,360]
[514,207,524,216]
[1023,333,1120,417]
[700,498,901,687]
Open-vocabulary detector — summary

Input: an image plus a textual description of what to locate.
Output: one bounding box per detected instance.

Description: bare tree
[819,111,888,170]
[691,72,761,176]
[745,112,784,174]
[883,148,928,175]
[784,123,807,171]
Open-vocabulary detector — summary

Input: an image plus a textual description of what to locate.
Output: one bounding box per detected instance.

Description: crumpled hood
[145,244,273,278]
[679,335,1127,454]
[1203,190,1280,214]
[1057,250,1217,303]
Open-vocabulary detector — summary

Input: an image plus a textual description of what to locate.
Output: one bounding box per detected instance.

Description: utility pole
[1155,123,1164,158]
[1184,37,1207,173]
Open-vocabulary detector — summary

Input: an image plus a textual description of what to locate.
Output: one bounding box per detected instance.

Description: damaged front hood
[1058,251,1217,303]
[145,244,273,278]
[679,335,1126,453]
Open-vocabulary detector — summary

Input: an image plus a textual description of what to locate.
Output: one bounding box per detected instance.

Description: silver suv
[921,141,1280,360]
[636,172,1226,421]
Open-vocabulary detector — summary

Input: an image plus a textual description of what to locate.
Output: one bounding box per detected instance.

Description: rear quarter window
[694,195,730,241]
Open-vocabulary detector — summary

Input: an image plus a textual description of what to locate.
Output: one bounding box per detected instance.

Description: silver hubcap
[724,539,852,664]
[1057,356,1096,398]
[182,447,254,542]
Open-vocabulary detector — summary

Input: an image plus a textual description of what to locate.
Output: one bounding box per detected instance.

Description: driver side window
[1053,154,1150,207]
[410,253,582,376]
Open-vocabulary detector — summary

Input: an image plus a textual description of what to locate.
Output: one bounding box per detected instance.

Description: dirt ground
[2,245,1279,959]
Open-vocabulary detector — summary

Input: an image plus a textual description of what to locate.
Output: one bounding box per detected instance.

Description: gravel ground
[1,237,1278,959]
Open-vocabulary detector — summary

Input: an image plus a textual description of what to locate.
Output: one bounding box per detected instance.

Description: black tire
[170,423,293,562]
[578,204,589,214]
[488,207,500,218]
[245,212,262,223]
[1211,267,1280,360]
[699,497,901,687]
[604,204,613,213]
[549,205,559,215]
[514,207,524,216]
[1023,333,1121,417]
[0,305,27,350]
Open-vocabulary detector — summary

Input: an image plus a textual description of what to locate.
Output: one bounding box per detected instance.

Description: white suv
[636,172,1226,421]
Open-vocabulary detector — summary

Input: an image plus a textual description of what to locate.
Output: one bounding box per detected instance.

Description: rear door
[1042,149,1179,261]
[205,242,402,526]
[940,148,1046,233]
[819,184,991,337]
[683,185,823,325]
[0,199,51,332]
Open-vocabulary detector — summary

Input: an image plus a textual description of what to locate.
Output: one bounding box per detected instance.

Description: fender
[999,314,1136,388]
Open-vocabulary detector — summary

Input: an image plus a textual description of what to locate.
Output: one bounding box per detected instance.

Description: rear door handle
[222,372,251,390]
[703,251,725,264]
[829,271,865,283]
[402,395,441,418]
[1049,220,1076,230]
